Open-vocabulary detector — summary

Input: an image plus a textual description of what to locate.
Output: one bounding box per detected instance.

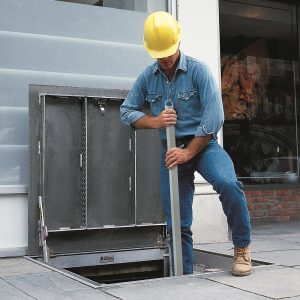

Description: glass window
[219,0,299,184]
[56,0,167,12]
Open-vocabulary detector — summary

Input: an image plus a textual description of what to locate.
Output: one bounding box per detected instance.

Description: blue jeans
[160,138,251,274]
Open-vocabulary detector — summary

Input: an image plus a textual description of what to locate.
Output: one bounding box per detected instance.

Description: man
[120,11,252,276]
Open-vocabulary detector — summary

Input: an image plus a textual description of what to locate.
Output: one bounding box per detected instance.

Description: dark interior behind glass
[219,0,299,184]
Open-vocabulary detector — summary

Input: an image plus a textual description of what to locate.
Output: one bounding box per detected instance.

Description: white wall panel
[178,0,221,84]
[0,0,145,44]
[0,31,146,77]
[177,0,228,243]
[193,194,228,244]
[0,195,28,252]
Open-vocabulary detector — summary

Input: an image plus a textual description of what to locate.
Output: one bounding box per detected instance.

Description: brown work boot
[231,245,252,276]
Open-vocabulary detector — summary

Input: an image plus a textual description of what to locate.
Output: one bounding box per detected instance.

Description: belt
[176,135,194,143]
[161,135,194,148]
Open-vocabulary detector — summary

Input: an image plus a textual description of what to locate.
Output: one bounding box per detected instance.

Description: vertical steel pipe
[165,100,183,276]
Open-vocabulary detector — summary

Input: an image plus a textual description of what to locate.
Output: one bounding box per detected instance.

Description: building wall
[0,0,153,256]
[0,0,229,255]
[4,0,298,256]
[246,188,300,224]
[178,0,228,244]
[0,0,153,191]
[0,194,28,256]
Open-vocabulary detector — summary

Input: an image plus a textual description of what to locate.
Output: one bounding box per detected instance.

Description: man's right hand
[155,109,177,128]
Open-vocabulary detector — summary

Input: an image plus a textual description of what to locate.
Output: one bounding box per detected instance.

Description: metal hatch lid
[28,85,165,258]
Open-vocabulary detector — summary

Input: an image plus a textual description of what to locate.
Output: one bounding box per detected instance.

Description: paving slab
[3,271,116,300]
[102,275,270,300]
[194,242,233,255]
[0,278,34,300]
[252,249,300,266]
[205,265,300,299]
[251,237,300,253]
[0,257,51,276]
[196,238,300,254]
[253,232,300,240]
[195,243,300,267]
[195,221,300,270]
[251,222,300,236]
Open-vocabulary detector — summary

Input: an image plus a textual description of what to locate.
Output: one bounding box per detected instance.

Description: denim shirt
[120,52,224,140]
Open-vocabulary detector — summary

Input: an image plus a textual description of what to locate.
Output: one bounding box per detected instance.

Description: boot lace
[234,247,250,262]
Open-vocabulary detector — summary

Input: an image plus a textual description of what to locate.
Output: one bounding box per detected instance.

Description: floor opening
[28,248,271,287]
[65,260,165,284]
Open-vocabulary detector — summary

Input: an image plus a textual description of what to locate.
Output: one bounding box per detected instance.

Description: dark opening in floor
[66,260,165,284]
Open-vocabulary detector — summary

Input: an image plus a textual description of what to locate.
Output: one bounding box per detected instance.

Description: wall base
[192,185,229,244]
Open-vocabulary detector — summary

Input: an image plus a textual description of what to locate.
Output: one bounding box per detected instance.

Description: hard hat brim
[144,40,180,59]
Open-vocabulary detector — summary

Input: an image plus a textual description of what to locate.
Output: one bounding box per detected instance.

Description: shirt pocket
[177,90,197,101]
[176,90,200,117]
[146,93,162,103]
[145,93,163,116]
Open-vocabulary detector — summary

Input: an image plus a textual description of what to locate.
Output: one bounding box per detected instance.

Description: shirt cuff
[195,125,214,137]
[128,111,146,129]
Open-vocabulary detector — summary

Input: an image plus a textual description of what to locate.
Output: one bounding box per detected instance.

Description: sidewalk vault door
[42,94,134,231]
[28,85,164,257]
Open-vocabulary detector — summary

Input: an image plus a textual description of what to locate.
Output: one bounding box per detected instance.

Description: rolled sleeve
[124,110,146,129]
[194,64,224,139]
[196,125,214,136]
[120,73,147,128]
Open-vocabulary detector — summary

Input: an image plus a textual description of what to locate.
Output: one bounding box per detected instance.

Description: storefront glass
[219,0,299,184]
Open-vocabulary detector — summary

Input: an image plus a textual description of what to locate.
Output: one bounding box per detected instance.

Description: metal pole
[165,100,183,276]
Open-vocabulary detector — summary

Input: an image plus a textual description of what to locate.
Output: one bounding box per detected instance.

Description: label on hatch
[99,255,114,264]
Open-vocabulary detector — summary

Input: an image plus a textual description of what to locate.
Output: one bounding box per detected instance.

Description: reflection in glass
[219,1,298,184]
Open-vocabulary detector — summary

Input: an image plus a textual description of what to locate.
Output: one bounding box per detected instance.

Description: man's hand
[165,135,212,169]
[156,109,177,128]
[165,147,192,169]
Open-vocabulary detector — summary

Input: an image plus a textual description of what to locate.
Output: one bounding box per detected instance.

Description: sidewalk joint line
[0,276,37,299]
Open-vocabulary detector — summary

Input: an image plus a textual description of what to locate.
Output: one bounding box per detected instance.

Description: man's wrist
[185,135,212,159]
[133,115,160,129]
[152,116,160,129]
[184,148,196,160]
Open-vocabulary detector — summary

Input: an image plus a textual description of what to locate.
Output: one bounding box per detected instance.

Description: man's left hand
[165,147,192,169]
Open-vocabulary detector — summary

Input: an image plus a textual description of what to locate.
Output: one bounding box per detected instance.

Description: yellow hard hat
[143,11,181,59]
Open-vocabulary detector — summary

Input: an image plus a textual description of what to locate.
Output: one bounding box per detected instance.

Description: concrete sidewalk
[1,222,300,300]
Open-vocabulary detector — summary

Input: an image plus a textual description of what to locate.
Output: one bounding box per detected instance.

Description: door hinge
[129,138,132,151]
[129,176,132,191]
[80,153,83,168]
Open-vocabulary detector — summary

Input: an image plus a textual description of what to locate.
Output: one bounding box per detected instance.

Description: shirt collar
[152,51,187,75]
